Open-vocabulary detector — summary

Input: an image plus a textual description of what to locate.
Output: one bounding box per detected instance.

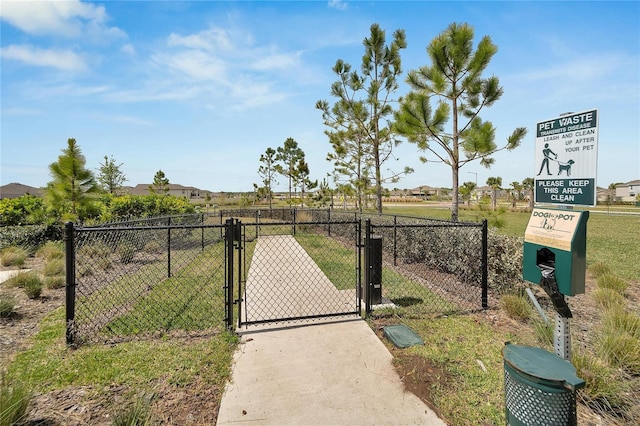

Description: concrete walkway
[217,236,444,425]
[242,235,355,323]
[0,269,30,283]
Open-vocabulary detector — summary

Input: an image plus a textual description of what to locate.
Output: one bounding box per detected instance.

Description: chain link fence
[68,215,228,345]
[66,209,487,344]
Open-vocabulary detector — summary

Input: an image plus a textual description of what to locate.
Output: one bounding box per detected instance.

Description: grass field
[381,203,640,282]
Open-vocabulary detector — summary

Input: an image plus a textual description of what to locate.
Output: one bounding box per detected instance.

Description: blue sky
[1,0,639,193]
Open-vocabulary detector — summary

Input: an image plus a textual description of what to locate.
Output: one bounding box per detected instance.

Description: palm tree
[510,181,523,208]
[486,176,502,210]
[459,181,477,206]
[522,177,534,209]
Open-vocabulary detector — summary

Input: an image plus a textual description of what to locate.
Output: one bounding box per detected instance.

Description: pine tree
[317,23,411,214]
[45,138,99,222]
[394,22,527,221]
[97,155,127,194]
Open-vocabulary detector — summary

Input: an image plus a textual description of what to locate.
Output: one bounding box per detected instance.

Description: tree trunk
[451,166,459,221]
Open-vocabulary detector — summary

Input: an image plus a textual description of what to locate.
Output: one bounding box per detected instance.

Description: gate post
[482,219,488,309]
[65,222,76,346]
[364,219,372,315]
[167,217,172,278]
[225,218,235,331]
[235,220,243,330]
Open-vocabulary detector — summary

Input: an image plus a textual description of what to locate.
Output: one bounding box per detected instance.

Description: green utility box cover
[383,325,424,348]
[523,208,589,296]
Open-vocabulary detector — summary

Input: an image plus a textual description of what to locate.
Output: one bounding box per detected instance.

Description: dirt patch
[1,257,63,367]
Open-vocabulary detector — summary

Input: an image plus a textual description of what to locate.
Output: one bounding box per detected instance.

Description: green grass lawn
[6,307,238,421]
[382,204,640,282]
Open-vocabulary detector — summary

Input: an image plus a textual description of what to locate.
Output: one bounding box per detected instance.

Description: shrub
[111,395,153,426]
[43,258,65,277]
[588,262,611,278]
[572,349,627,414]
[601,306,640,339]
[117,242,136,264]
[500,294,532,321]
[0,294,16,318]
[77,242,111,258]
[144,241,163,254]
[592,288,625,310]
[0,247,27,267]
[3,271,39,289]
[486,232,524,294]
[23,277,42,299]
[0,374,31,426]
[598,306,640,374]
[596,273,628,295]
[36,241,64,261]
[44,275,66,290]
[0,224,61,252]
[533,320,553,348]
[0,194,45,226]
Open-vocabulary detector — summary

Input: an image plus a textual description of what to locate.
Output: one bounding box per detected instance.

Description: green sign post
[534,109,598,206]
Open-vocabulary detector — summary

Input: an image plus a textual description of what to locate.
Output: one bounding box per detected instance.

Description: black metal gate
[224,218,362,330]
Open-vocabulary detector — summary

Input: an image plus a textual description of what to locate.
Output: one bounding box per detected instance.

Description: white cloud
[147,25,309,109]
[121,43,136,56]
[0,44,87,71]
[251,51,303,71]
[0,0,125,41]
[328,0,348,11]
[152,50,228,82]
[167,28,233,52]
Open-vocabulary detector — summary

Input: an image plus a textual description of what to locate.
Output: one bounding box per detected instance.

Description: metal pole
[292,208,297,236]
[555,204,573,361]
[393,215,397,266]
[556,298,572,361]
[364,219,372,315]
[167,217,171,278]
[237,220,243,329]
[64,222,76,346]
[356,219,361,315]
[482,219,488,309]
[225,218,235,331]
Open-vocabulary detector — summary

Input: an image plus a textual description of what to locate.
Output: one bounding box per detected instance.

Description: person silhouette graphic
[537,143,557,176]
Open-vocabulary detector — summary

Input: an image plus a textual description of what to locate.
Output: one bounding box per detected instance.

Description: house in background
[615,180,640,202]
[128,184,204,199]
[0,183,43,199]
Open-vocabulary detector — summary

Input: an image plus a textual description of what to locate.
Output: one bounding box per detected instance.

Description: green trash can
[502,343,585,426]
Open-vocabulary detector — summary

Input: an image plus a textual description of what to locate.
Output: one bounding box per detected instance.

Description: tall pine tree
[45,138,99,222]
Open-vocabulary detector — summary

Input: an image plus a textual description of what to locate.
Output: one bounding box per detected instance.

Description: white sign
[534,109,599,206]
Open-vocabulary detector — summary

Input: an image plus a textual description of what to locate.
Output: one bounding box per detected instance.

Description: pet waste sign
[534,109,598,206]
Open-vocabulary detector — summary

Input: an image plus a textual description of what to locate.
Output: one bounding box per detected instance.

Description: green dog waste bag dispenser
[523,208,589,316]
